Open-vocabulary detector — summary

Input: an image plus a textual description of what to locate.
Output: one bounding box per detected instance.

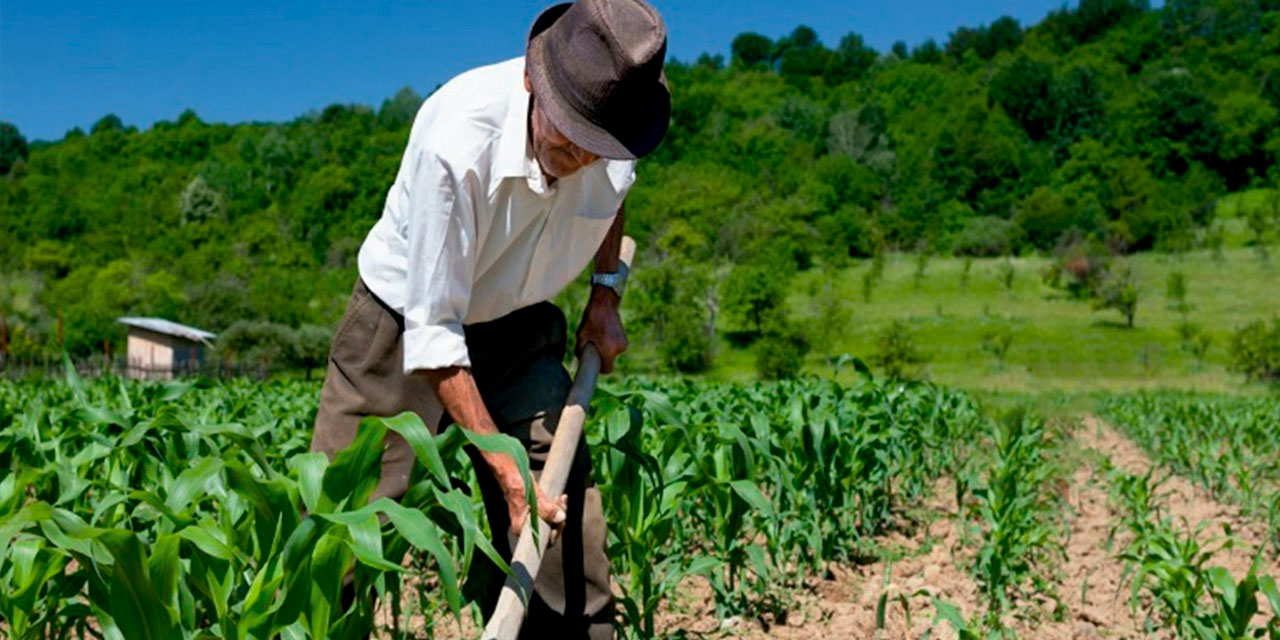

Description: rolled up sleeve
[402,149,476,373]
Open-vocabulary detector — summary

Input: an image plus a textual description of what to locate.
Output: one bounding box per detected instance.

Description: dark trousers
[310,278,614,639]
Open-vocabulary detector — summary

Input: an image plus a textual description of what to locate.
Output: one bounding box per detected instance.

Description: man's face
[526,74,599,180]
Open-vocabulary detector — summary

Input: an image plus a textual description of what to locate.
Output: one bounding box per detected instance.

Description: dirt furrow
[1079,415,1279,627]
[652,480,980,639]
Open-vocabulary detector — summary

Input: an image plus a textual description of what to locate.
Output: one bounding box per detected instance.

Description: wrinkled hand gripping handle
[482,236,637,640]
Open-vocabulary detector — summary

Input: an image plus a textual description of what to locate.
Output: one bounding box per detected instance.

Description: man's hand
[491,456,567,535]
[576,285,628,373]
[423,366,567,534]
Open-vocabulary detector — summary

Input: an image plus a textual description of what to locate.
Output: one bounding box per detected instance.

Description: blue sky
[4,1,1121,142]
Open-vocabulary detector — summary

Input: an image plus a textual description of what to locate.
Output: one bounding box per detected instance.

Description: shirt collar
[492,70,633,197]
[493,83,560,196]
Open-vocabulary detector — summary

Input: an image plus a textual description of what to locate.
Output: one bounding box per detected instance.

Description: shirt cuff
[403,322,471,373]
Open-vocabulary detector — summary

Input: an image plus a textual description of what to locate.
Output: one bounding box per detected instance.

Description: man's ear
[524,70,533,93]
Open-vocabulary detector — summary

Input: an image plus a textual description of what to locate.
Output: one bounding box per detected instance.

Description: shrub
[802,278,851,366]
[870,320,928,381]
[217,320,310,374]
[953,216,1023,257]
[980,325,1015,368]
[998,259,1017,292]
[1093,262,1140,328]
[755,320,810,380]
[1229,318,1280,383]
[1043,235,1110,299]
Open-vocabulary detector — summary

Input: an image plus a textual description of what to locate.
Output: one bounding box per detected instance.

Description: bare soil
[643,416,1278,640]
[651,482,979,639]
[375,415,1278,639]
[1078,416,1279,628]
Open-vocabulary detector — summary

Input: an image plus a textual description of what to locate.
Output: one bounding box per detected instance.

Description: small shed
[117,317,216,380]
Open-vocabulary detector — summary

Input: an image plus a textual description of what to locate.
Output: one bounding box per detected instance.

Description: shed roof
[117,317,217,343]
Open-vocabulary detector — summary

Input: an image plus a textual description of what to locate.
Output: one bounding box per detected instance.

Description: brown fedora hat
[526,0,670,160]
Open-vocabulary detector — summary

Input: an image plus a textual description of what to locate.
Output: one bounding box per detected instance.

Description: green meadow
[692,190,1278,393]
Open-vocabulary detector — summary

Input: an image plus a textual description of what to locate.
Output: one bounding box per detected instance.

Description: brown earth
[1077,415,1279,629]
[375,415,1278,639]
[650,481,979,640]
[642,416,1278,640]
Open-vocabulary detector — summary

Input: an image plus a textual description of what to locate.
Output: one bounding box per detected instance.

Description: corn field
[1099,393,1280,557]
[2,367,1279,639]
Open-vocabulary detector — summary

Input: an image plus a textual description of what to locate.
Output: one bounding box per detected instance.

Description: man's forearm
[593,201,625,275]
[422,366,516,477]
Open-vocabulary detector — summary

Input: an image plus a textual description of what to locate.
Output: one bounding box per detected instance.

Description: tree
[91,114,124,135]
[990,55,1055,141]
[731,32,774,69]
[1229,318,1280,384]
[1049,66,1106,153]
[1093,262,1140,327]
[178,175,225,226]
[1215,91,1277,184]
[216,320,299,375]
[721,264,787,338]
[827,104,895,178]
[293,164,356,257]
[777,26,830,80]
[291,324,331,379]
[1138,72,1222,173]
[825,32,878,85]
[633,258,716,373]
[911,39,943,64]
[378,86,424,130]
[981,16,1024,59]
[0,122,28,175]
[755,318,810,380]
[1016,186,1077,250]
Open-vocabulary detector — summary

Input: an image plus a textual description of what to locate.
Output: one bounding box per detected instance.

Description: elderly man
[309,0,669,637]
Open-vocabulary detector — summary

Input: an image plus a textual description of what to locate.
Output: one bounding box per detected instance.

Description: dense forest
[3,0,1280,372]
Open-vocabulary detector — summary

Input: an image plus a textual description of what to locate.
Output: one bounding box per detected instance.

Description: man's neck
[526,99,557,187]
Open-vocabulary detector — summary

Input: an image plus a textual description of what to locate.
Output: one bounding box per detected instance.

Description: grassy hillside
[687,243,1276,392]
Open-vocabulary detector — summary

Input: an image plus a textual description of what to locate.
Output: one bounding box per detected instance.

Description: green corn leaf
[322,417,388,509]
[1206,567,1238,609]
[293,452,329,515]
[0,501,55,548]
[378,412,450,488]
[93,529,174,640]
[225,458,299,555]
[458,428,538,543]
[147,534,181,610]
[371,498,462,616]
[344,512,404,573]
[166,457,223,513]
[435,487,510,575]
[308,532,350,639]
[729,480,774,518]
[175,525,240,562]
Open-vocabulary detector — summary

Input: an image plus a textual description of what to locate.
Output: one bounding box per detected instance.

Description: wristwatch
[590,265,628,298]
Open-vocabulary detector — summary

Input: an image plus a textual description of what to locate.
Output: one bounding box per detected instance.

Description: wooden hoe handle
[482,236,637,640]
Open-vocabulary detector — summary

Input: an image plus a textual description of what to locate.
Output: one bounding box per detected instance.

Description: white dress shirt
[357,57,636,374]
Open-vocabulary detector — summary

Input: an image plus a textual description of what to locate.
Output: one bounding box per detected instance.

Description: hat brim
[526,3,670,160]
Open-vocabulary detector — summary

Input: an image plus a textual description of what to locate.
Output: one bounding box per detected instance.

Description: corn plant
[967,409,1066,625]
[1099,392,1280,558]
[0,366,524,639]
[2,366,994,637]
[1109,469,1280,639]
